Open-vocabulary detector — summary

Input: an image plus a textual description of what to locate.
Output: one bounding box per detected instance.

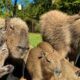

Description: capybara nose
[17,46,29,52]
[53,67,62,76]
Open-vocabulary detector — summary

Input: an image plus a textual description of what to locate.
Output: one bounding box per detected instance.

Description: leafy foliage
[0,0,80,32]
[0,0,13,17]
[53,0,80,14]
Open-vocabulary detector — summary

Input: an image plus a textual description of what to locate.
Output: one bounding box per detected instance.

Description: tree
[13,0,18,16]
[24,0,52,20]
[0,0,13,17]
[52,0,80,14]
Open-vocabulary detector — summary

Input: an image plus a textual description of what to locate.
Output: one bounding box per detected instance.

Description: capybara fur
[53,59,80,80]
[67,19,80,62]
[5,17,29,58]
[40,10,71,58]
[40,10,80,60]
[0,17,30,79]
[50,59,80,80]
[26,42,62,80]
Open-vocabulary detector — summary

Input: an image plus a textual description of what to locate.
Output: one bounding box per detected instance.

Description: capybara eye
[38,56,42,59]
[26,47,29,50]
[46,58,51,63]
[10,25,14,30]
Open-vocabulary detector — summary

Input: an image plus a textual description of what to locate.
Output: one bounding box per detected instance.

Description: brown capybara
[40,10,71,58]
[27,42,62,80]
[5,17,29,59]
[68,19,80,62]
[0,28,14,78]
[40,10,80,60]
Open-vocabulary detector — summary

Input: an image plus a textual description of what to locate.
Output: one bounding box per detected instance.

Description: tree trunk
[13,0,18,17]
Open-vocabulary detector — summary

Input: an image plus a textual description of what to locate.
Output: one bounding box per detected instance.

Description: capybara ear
[38,49,49,60]
[38,50,45,59]
[37,42,54,54]
[5,18,11,30]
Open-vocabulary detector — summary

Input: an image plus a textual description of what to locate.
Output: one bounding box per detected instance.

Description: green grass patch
[29,33,42,47]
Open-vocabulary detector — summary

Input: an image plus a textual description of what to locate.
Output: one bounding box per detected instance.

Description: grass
[29,33,42,47]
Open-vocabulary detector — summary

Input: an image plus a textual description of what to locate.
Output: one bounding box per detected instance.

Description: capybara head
[5,17,29,58]
[38,42,62,75]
